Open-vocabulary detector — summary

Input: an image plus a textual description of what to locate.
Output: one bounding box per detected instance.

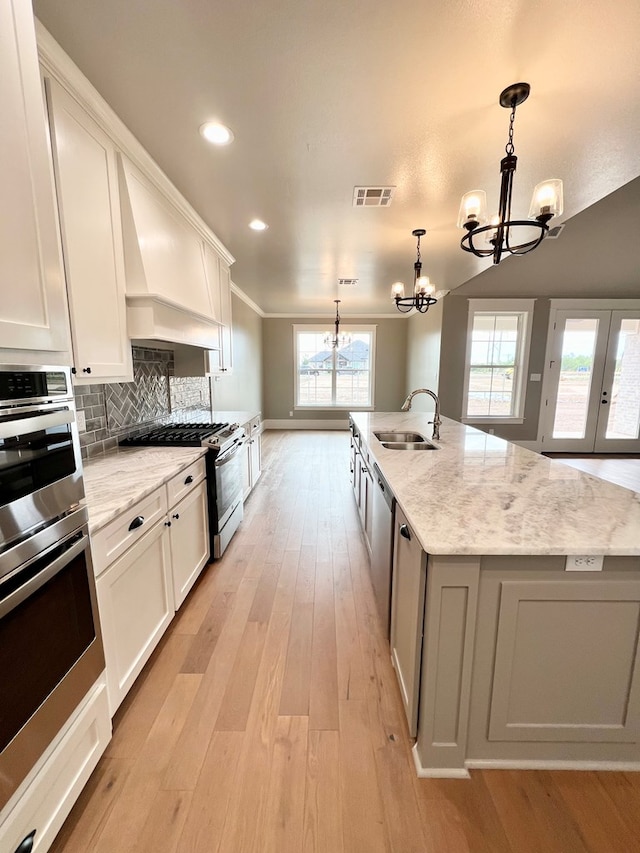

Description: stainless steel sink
[381,441,438,450]
[374,431,427,443]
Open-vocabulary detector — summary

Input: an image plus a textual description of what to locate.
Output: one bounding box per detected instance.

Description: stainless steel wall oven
[0,367,104,814]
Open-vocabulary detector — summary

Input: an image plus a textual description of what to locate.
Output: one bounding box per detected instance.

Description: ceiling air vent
[546,223,565,239]
[338,278,359,287]
[353,186,395,207]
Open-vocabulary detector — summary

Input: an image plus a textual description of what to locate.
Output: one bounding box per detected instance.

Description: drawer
[166,457,206,507]
[0,679,111,853]
[249,416,261,434]
[90,487,168,576]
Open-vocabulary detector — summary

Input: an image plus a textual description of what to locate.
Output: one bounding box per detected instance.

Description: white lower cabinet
[169,479,209,609]
[241,416,262,499]
[92,458,209,715]
[97,519,173,715]
[0,678,111,853]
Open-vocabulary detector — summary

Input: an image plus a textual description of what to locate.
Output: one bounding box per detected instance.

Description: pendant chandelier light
[457,82,563,265]
[391,229,447,314]
[324,299,351,348]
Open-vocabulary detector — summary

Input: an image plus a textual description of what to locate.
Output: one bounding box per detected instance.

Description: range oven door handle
[0,531,87,617]
[215,440,244,465]
[0,408,74,439]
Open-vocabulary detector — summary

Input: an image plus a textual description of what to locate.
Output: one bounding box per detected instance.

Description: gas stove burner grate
[119,422,230,447]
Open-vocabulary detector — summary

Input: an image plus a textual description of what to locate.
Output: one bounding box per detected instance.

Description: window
[462,300,535,422]
[294,325,376,409]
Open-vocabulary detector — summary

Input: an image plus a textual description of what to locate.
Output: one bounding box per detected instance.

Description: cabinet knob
[128,515,145,531]
[14,830,36,853]
[164,520,172,527]
[399,524,411,541]
[71,367,77,375]
[184,475,194,484]
[172,513,180,520]
[82,366,92,374]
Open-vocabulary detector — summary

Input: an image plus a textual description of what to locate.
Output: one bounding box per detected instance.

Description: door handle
[128,515,145,531]
[399,524,411,540]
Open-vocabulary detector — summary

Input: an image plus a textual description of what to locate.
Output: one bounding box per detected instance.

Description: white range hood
[118,154,228,349]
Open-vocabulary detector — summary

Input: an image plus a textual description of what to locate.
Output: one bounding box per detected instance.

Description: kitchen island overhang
[351,412,640,777]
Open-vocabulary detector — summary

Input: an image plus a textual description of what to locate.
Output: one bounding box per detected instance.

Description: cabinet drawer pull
[14,830,36,852]
[400,523,411,541]
[82,366,92,374]
[184,474,194,484]
[128,515,145,531]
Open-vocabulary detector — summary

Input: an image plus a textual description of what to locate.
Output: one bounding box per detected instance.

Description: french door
[541,309,640,452]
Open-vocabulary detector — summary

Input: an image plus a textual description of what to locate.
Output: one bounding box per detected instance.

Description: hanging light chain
[505,101,517,156]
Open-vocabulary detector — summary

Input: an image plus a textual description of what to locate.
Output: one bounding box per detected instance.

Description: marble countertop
[82,446,207,535]
[351,412,640,556]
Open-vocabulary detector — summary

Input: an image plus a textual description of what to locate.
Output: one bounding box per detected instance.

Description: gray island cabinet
[350,412,640,777]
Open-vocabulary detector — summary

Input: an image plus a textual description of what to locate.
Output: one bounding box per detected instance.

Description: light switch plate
[529,373,541,381]
[76,411,86,432]
[565,555,603,571]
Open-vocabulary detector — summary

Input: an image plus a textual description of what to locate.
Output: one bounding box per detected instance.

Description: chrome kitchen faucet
[400,388,441,440]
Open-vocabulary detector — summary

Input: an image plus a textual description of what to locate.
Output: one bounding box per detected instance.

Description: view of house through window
[463,301,534,420]
[295,327,375,408]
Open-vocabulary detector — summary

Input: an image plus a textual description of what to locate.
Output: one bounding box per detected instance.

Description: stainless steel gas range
[120,421,245,558]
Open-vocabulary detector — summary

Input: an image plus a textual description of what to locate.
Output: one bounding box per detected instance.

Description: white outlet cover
[76,411,86,432]
[565,555,604,572]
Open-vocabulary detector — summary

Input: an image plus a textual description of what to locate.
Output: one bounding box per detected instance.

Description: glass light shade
[529,179,564,219]
[457,190,487,229]
[249,219,268,231]
[391,281,405,299]
[415,276,434,296]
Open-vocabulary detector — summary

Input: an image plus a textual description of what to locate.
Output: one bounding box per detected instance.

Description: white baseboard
[263,419,348,430]
[466,758,640,772]
[411,744,471,779]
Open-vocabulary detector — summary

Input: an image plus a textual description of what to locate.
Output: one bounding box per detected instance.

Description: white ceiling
[33,0,640,315]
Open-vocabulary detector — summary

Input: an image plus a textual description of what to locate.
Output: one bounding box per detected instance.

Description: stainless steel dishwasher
[371,463,395,638]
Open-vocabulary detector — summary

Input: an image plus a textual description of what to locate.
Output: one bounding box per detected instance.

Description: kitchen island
[351,411,640,777]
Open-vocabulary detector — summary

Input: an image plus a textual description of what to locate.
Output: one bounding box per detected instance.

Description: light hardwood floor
[51,431,640,852]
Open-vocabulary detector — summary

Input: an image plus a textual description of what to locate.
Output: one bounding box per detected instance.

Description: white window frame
[461,299,535,424]
[293,324,376,410]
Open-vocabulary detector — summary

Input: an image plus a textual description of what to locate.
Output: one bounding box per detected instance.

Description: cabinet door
[202,241,222,324]
[169,480,210,609]
[0,0,70,355]
[96,521,173,715]
[250,435,262,487]
[241,438,252,500]
[390,506,427,737]
[46,78,132,382]
[219,263,233,373]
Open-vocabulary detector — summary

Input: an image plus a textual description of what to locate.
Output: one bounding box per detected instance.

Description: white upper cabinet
[202,241,222,324]
[45,78,132,382]
[0,0,70,357]
[119,156,213,319]
[219,263,234,373]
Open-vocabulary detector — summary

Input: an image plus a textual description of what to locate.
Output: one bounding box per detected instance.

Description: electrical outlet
[289,411,293,417]
[565,555,604,572]
[76,411,86,432]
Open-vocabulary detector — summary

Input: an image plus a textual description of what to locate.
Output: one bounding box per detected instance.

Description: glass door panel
[551,318,600,440]
[541,311,609,452]
[594,312,640,451]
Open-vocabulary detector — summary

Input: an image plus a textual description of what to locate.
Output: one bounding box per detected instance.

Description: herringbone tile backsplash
[75,346,211,458]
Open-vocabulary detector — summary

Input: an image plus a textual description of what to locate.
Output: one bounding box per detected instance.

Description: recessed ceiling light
[199,122,234,146]
[249,219,268,231]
